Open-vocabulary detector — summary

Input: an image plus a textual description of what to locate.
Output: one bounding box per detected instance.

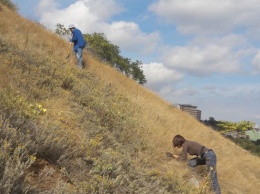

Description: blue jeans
[74,48,83,69]
[203,150,221,194]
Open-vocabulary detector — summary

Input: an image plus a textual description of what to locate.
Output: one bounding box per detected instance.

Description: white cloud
[158,86,200,102]
[106,22,160,54]
[162,45,241,76]
[38,1,98,30]
[142,62,183,85]
[211,84,260,98]
[171,87,200,97]
[36,0,58,14]
[37,0,122,21]
[149,0,260,35]
[82,0,124,20]
[191,34,248,48]
[148,85,201,109]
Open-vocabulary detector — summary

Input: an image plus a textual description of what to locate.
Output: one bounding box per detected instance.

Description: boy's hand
[166,152,179,159]
[166,152,173,158]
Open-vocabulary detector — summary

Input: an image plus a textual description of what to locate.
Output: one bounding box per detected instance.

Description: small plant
[61,77,75,91]
[0,126,36,193]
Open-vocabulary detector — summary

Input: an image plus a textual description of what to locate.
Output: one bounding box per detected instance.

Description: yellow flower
[30,155,37,162]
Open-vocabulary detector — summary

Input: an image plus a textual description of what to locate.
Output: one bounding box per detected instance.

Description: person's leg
[188,157,198,168]
[188,157,206,168]
[205,151,221,194]
[76,48,83,69]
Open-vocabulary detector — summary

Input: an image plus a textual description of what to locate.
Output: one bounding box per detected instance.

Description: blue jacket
[70,28,86,51]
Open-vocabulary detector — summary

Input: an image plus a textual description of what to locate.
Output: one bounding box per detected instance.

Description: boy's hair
[173,134,186,147]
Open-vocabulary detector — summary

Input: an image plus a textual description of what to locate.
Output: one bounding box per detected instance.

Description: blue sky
[12,0,260,125]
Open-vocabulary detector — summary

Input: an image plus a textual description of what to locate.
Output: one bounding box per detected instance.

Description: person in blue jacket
[68,24,86,69]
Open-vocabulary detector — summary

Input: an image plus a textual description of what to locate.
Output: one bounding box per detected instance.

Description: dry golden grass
[1,4,260,194]
[84,24,260,194]
[87,44,260,193]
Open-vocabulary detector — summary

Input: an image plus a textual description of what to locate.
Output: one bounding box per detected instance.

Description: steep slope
[1,5,260,194]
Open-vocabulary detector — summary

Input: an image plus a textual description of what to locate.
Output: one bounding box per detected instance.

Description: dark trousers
[202,150,221,194]
[189,150,221,194]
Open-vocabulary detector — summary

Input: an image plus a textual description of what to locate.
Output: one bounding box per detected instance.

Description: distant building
[175,104,201,121]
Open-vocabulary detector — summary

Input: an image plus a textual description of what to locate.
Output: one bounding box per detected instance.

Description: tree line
[203,117,255,133]
[203,117,260,156]
[55,24,147,85]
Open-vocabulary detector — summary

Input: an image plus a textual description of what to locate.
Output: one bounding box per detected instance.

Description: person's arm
[166,152,180,159]
[177,143,188,161]
[70,30,78,42]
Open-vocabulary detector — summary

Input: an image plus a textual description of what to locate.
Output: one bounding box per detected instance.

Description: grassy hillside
[1,4,260,194]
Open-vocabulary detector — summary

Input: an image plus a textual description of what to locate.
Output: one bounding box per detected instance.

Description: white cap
[68,24,75,29]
